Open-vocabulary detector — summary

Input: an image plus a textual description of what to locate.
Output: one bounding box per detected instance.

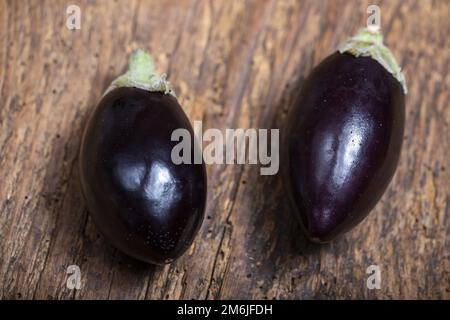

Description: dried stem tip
[338,28,407,94]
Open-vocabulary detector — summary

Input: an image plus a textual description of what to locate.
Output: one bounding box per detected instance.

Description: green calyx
[104,49,175,97]
[338,27,408,94]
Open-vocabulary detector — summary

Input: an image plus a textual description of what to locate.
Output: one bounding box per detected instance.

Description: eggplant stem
[338,28,408,94]
[104,49,175,97]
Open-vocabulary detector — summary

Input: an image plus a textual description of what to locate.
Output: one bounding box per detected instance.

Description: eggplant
[79,49,207,264]
[284,28,407,242]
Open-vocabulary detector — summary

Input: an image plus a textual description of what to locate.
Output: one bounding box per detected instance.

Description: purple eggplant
[284,28,407,242]
[79,50,206,264]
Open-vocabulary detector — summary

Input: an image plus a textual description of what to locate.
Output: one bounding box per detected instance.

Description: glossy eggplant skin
[79,87,206,264]
[284,52,405,242]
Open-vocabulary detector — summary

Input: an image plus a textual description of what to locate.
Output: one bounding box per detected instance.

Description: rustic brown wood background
[0,0,449,300]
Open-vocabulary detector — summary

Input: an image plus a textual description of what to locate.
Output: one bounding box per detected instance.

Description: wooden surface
[0,0,449,300]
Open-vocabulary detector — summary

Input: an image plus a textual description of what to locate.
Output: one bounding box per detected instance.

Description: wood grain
[0,0,449,299]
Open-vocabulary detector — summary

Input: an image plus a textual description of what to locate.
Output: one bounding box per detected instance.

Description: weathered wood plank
[0,0,448,299]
